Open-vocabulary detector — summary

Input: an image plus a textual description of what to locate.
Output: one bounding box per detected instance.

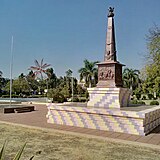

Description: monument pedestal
[87,87,131,109]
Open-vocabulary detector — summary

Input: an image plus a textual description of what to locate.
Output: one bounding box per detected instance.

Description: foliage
[71,96,79,102]
[65,69,73,77]
[85,90,89,101]
[148,93,154,100]
[138,100,146,105]
[141,95,147,100]
[150,100,159,105]
[130,100,146,105]
[46,68,57,89]
[78,97,87,102]
[78,59,99,87]
[77,85,86,96]
[0,71,9,95]
[141,25,160,96]
[4,77,30,95]
[29,59,51,80]
[123,68,140,90]
[48,88,66,103]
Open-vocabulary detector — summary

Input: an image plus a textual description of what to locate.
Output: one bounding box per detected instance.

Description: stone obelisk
[97,7,124,88]
[87,7,130,109]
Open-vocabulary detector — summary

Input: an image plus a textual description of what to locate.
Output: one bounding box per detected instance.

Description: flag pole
[10,36,14,107]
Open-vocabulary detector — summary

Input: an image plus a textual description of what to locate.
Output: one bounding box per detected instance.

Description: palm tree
[123,68,140,90]
[46,68,57,89]
[29,59,51,80]
[0,70,3,89]
[0,70,2,78]
[78,59,99,87]
[65,69,73,77]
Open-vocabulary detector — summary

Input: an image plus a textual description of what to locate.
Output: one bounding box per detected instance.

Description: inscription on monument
[99,67,114,80]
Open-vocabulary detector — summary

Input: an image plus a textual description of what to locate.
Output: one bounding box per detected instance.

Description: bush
[142,95,146,100]
[150,101,159,105]
[71,97,79,102]
[130,100,138,104]
[1,94,20,98]
[130,100,146,105]
[148,94,154,100]
[78,97,87,102]
[135,93,141,100]
[52,93,66,103]
[138,101,146,105]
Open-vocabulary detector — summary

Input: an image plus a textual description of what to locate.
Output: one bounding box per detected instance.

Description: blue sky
[0,0,160,79]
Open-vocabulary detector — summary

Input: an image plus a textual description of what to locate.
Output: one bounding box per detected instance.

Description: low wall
[46,104,160,136]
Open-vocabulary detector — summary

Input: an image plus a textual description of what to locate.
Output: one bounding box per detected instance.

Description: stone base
[87,87,131,109]
[46,104,160,136]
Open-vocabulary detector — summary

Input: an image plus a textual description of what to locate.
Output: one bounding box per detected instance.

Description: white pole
[10,36,14,106]
[72,73,73,102]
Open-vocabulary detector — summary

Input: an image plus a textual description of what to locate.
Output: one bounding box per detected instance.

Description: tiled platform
[47,103,160,136]
[0,104,160,146]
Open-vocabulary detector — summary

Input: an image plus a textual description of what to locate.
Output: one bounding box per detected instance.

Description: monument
[87,7,131,109]
[46,7,160,136]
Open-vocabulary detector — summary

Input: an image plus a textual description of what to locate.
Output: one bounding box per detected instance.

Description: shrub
[130,100,138,104]
[52,93,66,103]
[150,101,159,105]
[78,97,87,102]
[130,100,145,105]
[135,93,141,100]
[148,94,153,100]
[138,101,146,105]
[71,97,79,102]
[1,94,20,98]
[142,95,146,100]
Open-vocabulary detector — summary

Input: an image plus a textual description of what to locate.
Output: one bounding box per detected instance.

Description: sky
[0,0,160,79]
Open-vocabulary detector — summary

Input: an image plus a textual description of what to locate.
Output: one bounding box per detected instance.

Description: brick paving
[0,104,160,146]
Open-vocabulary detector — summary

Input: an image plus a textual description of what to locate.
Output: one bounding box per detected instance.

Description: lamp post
[44,79,48,102]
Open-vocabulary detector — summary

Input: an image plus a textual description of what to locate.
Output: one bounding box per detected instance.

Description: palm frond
[0,141,7,160]
[34,59,40,68]
[41,58,44,67]
[29,66,39,71]
[13,143,26,160]
[42,63,51,69]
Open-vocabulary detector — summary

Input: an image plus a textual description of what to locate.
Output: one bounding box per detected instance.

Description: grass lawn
[0,123,160,160]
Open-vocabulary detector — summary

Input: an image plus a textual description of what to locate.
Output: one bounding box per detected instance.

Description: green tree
[46,68,57,89]
[78,59,98,87]
[65,69,73,77]
[123,68,140,90]
[5,76,30,95]
[65,69,73,96]
[142,26,160,96]
[0,71,3,89]
[29,59,51,95]
[0,70,2,78]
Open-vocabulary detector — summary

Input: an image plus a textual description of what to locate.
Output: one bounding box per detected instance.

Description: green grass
[0,123,160,160]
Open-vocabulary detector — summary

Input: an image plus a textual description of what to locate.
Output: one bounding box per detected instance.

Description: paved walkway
[0,104,160,146]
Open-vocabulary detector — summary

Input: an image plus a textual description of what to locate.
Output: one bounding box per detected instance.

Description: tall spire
[104,7,117,62]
